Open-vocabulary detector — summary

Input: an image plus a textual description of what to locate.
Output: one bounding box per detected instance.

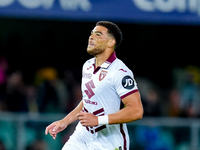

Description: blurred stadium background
[0,0,200,150]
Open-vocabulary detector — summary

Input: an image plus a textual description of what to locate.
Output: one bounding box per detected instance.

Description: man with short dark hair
[45,21,143,150]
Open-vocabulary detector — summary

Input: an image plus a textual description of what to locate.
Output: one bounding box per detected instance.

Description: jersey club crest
[99,70,108,81]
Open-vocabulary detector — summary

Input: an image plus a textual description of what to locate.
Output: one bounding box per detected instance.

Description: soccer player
[45,21,143,150]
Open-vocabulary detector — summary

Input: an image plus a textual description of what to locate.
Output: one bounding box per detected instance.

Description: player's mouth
[89,42,95,46]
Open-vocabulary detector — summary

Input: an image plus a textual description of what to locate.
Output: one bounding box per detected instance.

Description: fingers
[49,129,57,140]
[77,111,98,127]
[52,122,60,133]
[45,127,49,135]
[45,122,58,139]
[76,111,84,118]
[77,111,86,126]
[77,112,87,124]
[45,123,55,135]
[45,120,68,140]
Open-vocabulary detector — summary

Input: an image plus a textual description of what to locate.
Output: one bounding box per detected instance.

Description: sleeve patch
[122,75,135,89]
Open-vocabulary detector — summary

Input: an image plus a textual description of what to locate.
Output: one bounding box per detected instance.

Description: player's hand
[45,120,68,139]
[77,111,98,127]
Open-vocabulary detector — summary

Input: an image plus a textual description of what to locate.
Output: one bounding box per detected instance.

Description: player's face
[87,26,111,56]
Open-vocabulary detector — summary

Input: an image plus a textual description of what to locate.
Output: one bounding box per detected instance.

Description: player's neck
[95,49,114,68]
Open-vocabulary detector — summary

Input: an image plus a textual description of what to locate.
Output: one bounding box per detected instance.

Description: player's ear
[108,39,116,48]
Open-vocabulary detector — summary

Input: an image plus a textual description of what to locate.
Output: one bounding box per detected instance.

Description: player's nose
[89,34,94,41]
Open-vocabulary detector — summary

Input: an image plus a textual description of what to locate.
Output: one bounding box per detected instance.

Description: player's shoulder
[110,58,137,90]
[112,58,133,76]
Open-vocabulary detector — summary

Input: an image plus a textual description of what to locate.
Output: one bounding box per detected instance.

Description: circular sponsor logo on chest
[122,75,134,89]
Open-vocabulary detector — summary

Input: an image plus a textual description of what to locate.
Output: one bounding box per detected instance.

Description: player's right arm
[45,100,83,139]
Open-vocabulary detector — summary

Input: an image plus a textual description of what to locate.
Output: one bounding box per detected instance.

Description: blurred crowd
[1,54,200,118]
[140,65,200,118]
[0,55,82,114]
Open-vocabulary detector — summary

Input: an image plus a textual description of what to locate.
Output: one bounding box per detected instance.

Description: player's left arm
[77,91,143,127]
[108,91,143,124]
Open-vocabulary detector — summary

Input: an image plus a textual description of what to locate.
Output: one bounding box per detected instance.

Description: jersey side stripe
[120,124,127,150]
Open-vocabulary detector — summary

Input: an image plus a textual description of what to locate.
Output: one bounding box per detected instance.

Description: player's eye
[96,33,101,36]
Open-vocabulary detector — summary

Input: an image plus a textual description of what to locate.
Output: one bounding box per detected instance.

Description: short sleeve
[113,69,138,100]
